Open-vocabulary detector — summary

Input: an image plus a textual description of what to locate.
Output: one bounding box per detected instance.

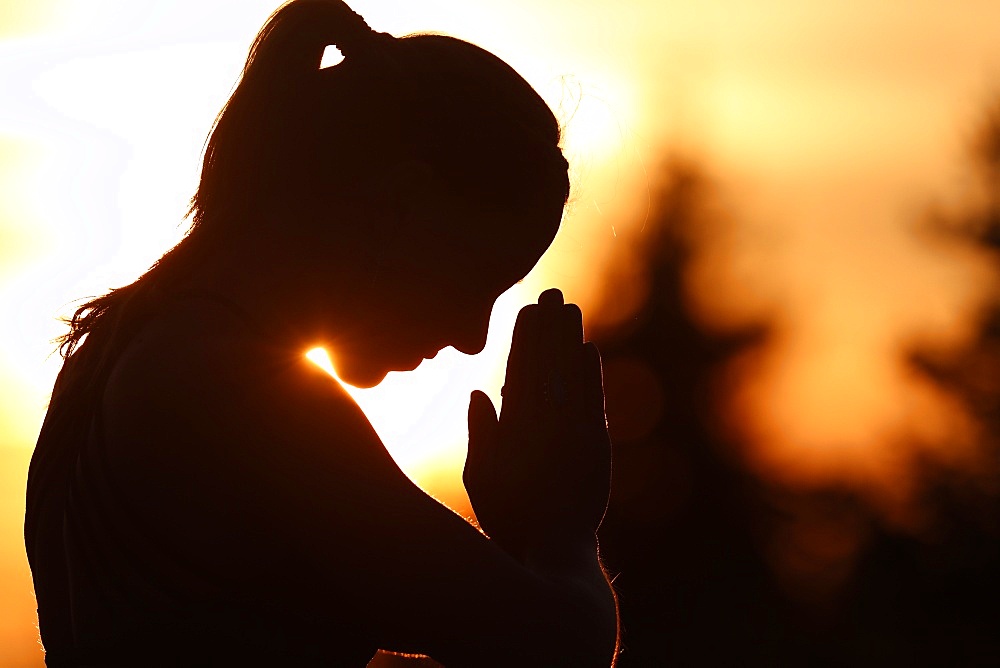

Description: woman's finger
[543,302,583,410]
[537,287,564,307]
[582,342,607,425]
[503,304,543,413]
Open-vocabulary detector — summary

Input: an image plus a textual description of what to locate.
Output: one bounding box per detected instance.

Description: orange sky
[2,1,1000,664]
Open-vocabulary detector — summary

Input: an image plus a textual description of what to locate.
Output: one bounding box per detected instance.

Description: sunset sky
[2,1,999,664]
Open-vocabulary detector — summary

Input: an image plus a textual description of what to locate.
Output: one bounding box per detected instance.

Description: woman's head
[189,0,570,385]
[193,0,569,235]
[56,0,569,392]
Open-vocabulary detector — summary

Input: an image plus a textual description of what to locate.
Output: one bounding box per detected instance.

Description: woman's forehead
[443,210,556,273]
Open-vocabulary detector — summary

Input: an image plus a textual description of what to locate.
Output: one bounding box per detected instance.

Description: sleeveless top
[25,295,380,666]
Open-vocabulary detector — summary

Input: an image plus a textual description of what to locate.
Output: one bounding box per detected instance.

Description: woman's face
[330,202,561,388]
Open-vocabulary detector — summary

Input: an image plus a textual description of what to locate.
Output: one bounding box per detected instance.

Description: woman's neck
[175,227,371,353]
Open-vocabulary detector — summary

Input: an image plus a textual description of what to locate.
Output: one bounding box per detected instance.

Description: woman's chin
[333,361,389,389]
[336,356,423,388]
[341,375,385,389]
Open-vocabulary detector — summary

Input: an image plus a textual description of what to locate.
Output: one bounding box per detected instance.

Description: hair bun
[322,1,379,57]
[245,0,388,81]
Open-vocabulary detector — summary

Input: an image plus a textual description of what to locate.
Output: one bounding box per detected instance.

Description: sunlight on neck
[305,347,338,377]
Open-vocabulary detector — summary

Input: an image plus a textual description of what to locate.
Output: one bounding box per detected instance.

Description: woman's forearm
[521,538,619,668]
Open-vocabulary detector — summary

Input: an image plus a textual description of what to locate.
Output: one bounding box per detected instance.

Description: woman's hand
[464,288,611,562]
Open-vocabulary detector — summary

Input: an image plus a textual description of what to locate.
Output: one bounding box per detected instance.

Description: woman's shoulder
[108,295,286,392]
[97,295,398,576]
[105,294,335,423]
[100,292,400,503]
[101,299,356,482]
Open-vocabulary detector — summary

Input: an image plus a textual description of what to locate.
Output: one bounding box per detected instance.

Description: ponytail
[245,0,387,77]
[58,1,397,365]
[191,0,397,232]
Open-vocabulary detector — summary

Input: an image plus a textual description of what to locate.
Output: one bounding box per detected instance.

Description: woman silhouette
[26,1,617,665]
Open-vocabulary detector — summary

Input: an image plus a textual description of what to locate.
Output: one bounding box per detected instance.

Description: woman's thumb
[468,390,498,443]
[467,390,499,473]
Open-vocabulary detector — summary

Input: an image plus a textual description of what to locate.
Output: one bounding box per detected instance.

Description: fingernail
[539,288,564,307]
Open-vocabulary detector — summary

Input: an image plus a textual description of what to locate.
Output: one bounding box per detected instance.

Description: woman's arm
[245,352,618,667]
[101,300,617,667]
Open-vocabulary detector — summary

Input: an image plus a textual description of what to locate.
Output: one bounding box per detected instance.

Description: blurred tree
[912,96,1000,467]
[591,140,1000,665]
[873,95,1000,667]
[588,160,804,666]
